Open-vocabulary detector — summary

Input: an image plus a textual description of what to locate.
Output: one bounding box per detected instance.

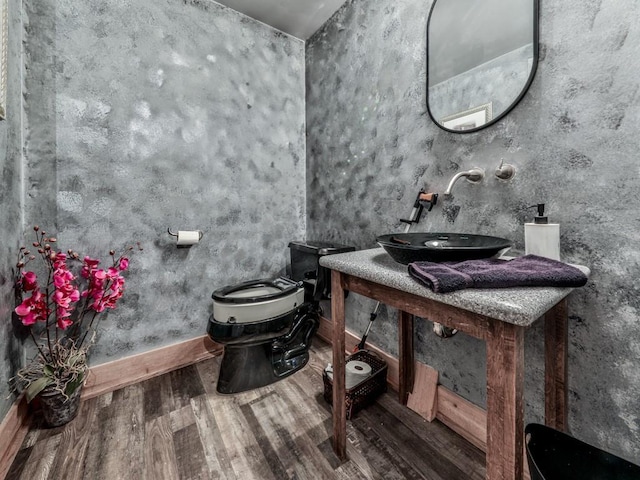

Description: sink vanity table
[319,248,589,480]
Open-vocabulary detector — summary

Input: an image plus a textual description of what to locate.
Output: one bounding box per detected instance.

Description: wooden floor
[6,339,485,480]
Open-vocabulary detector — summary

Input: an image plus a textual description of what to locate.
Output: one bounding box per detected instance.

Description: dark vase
[38,385,82,428]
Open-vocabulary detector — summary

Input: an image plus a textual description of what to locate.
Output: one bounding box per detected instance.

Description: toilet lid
[212,277,300,304]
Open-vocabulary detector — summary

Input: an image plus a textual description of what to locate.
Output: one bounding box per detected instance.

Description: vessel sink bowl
[376,233,511,265]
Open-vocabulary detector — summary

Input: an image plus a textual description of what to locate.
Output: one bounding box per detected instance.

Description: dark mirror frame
[426,0,539,134]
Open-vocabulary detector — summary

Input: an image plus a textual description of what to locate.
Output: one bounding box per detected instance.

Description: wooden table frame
[330,270,568,480]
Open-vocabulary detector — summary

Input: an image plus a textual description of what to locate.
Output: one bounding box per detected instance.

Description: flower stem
[78,308,101,349]
[29,330,49,363]
[43,286,57,363]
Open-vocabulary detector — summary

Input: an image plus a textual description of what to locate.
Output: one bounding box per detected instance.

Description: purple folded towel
[408,255,588,293]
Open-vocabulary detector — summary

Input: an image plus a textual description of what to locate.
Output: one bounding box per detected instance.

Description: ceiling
[214,0,348,40]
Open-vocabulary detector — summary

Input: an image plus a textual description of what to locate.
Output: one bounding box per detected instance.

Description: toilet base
[216,343,309,394]
[214,304,319,394]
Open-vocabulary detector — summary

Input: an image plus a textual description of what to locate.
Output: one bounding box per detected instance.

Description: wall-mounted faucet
[443,167,485,196]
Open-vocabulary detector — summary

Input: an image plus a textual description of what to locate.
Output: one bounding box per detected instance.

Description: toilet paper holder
[167,228,204,246]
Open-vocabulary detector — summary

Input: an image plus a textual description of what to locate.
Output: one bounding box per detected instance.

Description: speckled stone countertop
[319,248,591,326]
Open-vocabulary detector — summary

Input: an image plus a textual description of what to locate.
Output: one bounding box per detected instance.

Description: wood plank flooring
[6,339,485,479]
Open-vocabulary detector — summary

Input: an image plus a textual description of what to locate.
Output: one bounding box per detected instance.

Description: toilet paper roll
[345,360,372,389]
[176,230,201,246]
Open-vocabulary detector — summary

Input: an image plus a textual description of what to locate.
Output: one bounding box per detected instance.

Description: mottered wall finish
[0,0,28,423]
[18,0,305,368]
[306,0,640,464]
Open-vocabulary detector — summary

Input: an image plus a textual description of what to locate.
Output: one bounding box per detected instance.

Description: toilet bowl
[206,241,355,394]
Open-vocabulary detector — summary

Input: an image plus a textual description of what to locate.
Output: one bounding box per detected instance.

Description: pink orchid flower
[57,318,73,330]
[21,271,38,291]
[50,255,81,322]
[81,256,101,279]
[15,289,49,326]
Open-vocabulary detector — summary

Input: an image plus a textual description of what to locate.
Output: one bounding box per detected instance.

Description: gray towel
[408,254,588,293]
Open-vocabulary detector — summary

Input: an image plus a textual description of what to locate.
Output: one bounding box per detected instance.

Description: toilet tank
[288,241,355,301]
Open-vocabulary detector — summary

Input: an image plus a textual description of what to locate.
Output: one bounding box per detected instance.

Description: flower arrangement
[13,226,140,404]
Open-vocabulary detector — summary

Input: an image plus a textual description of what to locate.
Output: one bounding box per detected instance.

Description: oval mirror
[427,0,539,133]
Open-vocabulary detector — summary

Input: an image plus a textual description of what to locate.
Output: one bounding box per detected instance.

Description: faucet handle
[400,189,438,225]
[495,159,516,180]
[418,192,438,211]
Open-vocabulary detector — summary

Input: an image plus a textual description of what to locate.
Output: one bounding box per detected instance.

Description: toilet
[207,241,355,394]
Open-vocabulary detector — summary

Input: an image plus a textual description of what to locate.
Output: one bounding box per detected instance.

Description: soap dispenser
[524,203,560,260]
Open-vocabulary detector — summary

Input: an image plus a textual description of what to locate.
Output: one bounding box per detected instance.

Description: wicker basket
[322,350,388,419]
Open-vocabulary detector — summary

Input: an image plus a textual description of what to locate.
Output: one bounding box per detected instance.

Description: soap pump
[524,203,560,260]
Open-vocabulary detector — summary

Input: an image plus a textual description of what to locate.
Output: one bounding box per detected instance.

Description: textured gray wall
[0,0,26,422]
[22,0,306,364]
[307,0,640,464]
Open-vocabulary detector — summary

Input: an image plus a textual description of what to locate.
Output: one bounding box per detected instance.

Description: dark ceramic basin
[376,233,511,264]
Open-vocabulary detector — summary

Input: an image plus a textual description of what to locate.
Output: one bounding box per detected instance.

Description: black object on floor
[209,303,319,394]
[322,350,388,419]
[208,241,355,395]
[525,423,640,480]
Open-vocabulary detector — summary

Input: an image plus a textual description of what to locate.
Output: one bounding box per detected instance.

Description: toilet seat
[212,277,305,324]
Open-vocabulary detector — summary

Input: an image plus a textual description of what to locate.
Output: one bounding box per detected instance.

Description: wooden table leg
[545,298,568,431]
[331,270,347,461]
[398,310,414,405]
[486,321,524,480]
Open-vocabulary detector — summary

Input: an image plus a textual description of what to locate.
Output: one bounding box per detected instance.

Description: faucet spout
[444,167,484,196]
